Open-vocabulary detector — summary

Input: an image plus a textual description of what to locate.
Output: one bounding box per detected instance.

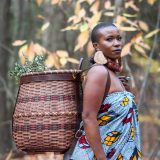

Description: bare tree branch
[0,76,15,103]
[124,57,136,88]
[138,1,160,108]
[0,43,14,55]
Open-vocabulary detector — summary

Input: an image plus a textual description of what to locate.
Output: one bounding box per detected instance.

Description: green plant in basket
[10,55,48,82]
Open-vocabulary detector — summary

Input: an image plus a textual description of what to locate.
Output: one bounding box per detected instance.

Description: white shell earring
[94,50,107,64]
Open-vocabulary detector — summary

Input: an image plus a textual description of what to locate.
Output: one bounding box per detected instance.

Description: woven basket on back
[12,70,82,153]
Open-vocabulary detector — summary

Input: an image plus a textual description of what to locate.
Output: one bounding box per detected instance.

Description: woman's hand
[119,76,131,92]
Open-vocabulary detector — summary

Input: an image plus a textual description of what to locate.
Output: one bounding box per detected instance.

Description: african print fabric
[71,91,141,160]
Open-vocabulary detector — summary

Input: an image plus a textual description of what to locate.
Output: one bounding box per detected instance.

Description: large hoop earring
[93,51,107,64]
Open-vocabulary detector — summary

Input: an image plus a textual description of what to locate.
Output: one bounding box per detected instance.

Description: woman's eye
[117,36,122,41]
[106,38,113,41]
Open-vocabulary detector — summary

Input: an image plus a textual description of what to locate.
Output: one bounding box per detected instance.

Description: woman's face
[94,26,123,59]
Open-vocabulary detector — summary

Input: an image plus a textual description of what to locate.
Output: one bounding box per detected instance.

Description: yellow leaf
[86,0,94,5]
[119,26,137,31]
[104,1,111,9]
[104,12,114,17]
[89,11,102,27]
[33,43,46,55]
[18,44,28,64]
[41,22,50,31]
[37,14,45,20]
[74,30,89,51]
[130,32,143,44]
[5,150,12,160]
[138,20,149,32]
[60,57,67,66]
[67,58,79,64]
[139,42,151,50]
[78,9,86,18]
[90,0,100,14]
[12,40,26,46]
[45,53,60,69]
[121,43,131,57]
[56,50,68,58]
[51,0,60,5]
[125,1,139,11]
[86,41,94,56]
[147,0,156,5]
[36,0,43,6]
[79,0,85,2]
[122,17,138,28]
[26,42,36,61]
[134,44,147,57]
[61,25,79,31]
[75,1,81,15]
[145,29,160,38]
[73,17,81,24]
[114,16,124,27]
[68,16,76,23]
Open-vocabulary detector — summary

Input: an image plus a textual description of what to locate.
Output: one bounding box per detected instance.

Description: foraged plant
[10,55,48,82]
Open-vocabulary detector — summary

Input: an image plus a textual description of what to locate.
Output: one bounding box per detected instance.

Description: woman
[71,22,141,160]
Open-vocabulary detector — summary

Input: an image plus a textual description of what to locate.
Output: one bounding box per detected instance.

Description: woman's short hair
[91,22,117,43]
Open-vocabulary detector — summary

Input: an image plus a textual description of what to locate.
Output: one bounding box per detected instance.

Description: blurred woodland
[0,0,160,159]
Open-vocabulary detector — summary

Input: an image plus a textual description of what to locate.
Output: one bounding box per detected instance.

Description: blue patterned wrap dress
[71,91,141,160]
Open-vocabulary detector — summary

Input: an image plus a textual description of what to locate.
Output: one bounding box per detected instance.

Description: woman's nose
[113,39,121,46]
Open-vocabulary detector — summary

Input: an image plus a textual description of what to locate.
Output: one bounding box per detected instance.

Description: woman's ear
[92,42,98,50]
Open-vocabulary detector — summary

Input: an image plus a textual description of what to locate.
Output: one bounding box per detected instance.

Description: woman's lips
[112,49,121,54]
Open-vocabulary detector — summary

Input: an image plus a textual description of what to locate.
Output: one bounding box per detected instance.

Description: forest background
[0,0,159,159]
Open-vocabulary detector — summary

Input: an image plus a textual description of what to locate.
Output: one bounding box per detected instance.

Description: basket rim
[21,69,82,77]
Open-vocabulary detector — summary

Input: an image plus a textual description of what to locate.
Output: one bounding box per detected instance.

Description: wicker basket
[12,70,82,153]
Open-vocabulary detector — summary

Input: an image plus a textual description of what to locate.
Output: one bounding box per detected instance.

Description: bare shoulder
[86,65,108,82]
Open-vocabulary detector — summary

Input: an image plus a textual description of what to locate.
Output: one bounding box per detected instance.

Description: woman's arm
[82,66,108,160]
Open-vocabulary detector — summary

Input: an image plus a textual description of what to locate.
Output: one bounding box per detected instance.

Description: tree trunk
[0,0,12,154]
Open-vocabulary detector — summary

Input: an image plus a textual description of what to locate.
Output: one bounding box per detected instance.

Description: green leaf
[123,13,137,18]
[80,22,89,32]
[9,55,48,82]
